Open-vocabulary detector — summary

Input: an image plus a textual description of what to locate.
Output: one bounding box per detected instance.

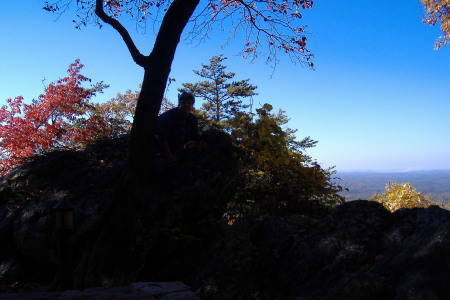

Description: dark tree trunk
[80,0,200,288]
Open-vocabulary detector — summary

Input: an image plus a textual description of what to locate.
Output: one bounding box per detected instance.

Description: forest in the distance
[337,170,450,204]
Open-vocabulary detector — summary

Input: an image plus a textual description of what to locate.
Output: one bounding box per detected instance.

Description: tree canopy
[180,56,343,218]
[43,0,316,187]
[0,60,107,175]
[44,0,315,67]
[182,55,257,129]
[228,103,344,218]
[88,87,175,138]
[370,182,439,212]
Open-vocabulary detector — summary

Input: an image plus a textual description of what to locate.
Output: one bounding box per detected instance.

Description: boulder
[194,200,450,299]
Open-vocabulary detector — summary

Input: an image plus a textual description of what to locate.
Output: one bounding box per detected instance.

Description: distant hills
[335,170,450,203]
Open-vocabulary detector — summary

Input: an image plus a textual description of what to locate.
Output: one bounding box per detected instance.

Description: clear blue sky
[1,1,449,172]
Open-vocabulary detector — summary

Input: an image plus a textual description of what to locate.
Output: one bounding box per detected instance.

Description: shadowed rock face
[195,201,450,300]
[0,282,201,299]
[0,138,127,288]
[1,134,450,299]
[0,132,239,290]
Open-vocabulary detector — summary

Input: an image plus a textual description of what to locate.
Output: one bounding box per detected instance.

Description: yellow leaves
[227,101,344,216]
[262,103,273,111]
[249,169,266,177]
[256,103,274,117]
[370,182,438,212]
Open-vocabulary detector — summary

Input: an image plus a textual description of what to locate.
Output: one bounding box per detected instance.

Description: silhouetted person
[155,91,198,168]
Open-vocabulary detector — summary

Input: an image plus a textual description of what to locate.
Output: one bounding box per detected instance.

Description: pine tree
[182,55,257,129]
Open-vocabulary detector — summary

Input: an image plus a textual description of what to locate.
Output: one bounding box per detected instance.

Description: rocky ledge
[0,282,199,300]
[1,135,449,299]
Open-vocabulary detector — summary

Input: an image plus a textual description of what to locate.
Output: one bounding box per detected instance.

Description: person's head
[178,91,195,115]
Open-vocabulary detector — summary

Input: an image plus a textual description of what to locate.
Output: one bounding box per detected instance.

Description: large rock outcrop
[194,200,450,299]
[0,131,239,290]
[0,133,449,299]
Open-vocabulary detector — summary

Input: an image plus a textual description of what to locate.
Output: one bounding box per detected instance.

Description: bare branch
[95,0,146,67]
[185,0,314,69]
[45,0,315,69]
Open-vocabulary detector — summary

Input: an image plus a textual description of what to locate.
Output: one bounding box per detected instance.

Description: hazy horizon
[336,169,450,203]
[337,168,450,173]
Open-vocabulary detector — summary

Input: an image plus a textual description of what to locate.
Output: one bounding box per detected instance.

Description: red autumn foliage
[0,59,106,176]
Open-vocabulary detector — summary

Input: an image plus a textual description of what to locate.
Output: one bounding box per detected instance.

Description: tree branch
[95,0,146,67]
[149,0,200,67]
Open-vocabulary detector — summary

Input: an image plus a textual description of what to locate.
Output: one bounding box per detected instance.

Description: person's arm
[192,116,199,140]
[159,140,177,164]
[189,114,199,141]
[183,115,199,149]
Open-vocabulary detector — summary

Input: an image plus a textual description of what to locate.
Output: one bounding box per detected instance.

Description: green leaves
[262,103,273,111]
[181,55,344,218]
[229,103,344,218]
[181,55,257,129]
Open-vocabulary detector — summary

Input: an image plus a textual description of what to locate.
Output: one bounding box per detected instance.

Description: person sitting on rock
[155,91,199,167]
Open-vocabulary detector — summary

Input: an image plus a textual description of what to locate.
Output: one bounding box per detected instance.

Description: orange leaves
[293,0,314,10]
[301,1,313,10]
[219,0,241,8]
[0,60,105,176]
